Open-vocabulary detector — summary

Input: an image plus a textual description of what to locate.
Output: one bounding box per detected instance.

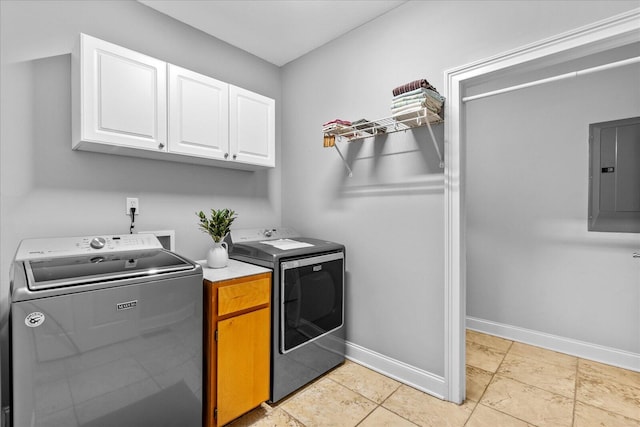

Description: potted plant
[196,208,237,268]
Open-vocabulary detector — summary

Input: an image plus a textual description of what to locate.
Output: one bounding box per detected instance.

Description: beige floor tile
[466,365,493,402]
[466,341,507,373]
[508,342,577,370]
[280,378,376,427]
[358,407,418,427]
[465,404,534,427]
[576,369,640,421]
[466,330,512,352]
[382,384,475,427]
[481,375,574,427]
[573,401,640,427]
[579,359,640,390]
[228,403,304,427]
[268,371,330,410]
[498,352,576,398]
[327,360,401,404]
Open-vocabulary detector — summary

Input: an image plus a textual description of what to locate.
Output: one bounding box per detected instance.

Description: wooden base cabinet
[204,273,271,427]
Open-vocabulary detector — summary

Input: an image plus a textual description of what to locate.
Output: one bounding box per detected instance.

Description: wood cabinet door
[229,85,275,168]
[216,307,270,427]
[168,64,229,159]
[77,34,167,151]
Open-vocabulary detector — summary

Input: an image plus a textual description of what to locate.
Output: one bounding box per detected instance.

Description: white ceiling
[138,0,408,66]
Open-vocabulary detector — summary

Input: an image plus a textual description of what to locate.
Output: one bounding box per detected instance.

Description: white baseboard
[467,316,640,372]
[345,340,446,399]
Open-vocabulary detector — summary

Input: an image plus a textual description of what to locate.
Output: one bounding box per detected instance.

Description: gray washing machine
[1,234,203,427]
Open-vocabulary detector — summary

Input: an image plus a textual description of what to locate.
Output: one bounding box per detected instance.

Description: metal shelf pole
[333,143,353,177]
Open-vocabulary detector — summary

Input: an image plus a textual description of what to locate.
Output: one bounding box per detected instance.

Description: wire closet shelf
[322,108,444,177]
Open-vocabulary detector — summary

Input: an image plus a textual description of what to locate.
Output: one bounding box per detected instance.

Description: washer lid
[24,249,194,291]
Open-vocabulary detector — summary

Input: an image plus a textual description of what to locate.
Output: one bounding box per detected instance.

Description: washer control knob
[90,237,106,249]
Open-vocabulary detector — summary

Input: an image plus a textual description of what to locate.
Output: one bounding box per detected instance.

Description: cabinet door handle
[224,153,229,159]
[633,253,640,258]
[158,142,165,149]
[232,154,237,160]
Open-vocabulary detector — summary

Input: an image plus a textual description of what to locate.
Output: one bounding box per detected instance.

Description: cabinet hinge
[215,329,218,341]
[214,407,218,420]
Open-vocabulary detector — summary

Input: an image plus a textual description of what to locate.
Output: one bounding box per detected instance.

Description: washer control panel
[15,234,163,261]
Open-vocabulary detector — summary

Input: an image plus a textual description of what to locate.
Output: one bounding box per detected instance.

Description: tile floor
[228,330,640,427]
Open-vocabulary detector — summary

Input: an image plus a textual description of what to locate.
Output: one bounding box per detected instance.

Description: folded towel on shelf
[352,119,387,135]
[322,122,354,136]
[322,120,355,140]
[392,88,445,104]
[391,96,443,115]
[391,91,431,104]
[391,102,426,115]
[322,119,352,127]
[391,96,443,113]
[322,118,355,139]
[390,81,446,122]
[392,79,438,97]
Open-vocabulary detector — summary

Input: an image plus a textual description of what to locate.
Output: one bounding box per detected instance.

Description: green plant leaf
[196,208,238,243]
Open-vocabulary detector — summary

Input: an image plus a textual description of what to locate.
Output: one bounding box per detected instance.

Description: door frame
[442,8,640,403]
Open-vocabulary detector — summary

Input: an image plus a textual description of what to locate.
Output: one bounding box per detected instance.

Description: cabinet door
[168,65,229,159]
[216,307,270,427]
[77,34,167,151]
[229,85,275,168]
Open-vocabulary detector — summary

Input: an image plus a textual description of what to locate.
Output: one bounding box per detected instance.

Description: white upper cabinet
[73,34,167,152]
[229,86,275,168]
[72,34,275,170]
[168,64,229,160]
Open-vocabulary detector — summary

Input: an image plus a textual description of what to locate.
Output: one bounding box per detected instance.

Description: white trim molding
[467,317,640,372]
[345,340,446,399]
[442,8,640,404]
[443,68,466,403]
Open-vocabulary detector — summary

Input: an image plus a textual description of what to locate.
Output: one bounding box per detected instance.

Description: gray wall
[280,0,638,377]
[466,48,640,353]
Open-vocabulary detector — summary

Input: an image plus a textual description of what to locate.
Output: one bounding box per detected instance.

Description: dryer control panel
[230,227,300,243]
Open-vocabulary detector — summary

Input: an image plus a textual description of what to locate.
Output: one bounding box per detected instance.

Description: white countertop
[198,259,271,282]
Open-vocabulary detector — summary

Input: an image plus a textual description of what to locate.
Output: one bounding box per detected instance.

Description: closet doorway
[442,9,640,404]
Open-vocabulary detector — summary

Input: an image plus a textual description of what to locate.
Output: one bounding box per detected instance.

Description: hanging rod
[462,56,640,103]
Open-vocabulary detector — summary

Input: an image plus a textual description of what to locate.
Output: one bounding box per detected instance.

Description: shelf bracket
[333,142,353,178]
[424,118,444,168]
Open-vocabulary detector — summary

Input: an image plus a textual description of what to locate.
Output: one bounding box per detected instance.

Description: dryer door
[280,252,344,353]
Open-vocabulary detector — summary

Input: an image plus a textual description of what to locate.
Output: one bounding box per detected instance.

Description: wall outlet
[126,197,139,214]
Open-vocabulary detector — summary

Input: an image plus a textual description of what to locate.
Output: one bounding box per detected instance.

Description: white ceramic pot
[207,241,229,269]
